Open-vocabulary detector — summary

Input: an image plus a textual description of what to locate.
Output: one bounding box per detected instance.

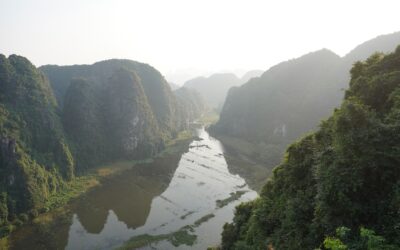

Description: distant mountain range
[210,32,400,176]
[183,70,263,110]
[211,31,400,151]
[220,35,400,250]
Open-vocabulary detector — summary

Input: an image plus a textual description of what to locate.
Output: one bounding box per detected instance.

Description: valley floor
[0,131,194,250]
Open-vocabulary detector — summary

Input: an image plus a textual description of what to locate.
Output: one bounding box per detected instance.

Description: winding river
[10,127,257,249]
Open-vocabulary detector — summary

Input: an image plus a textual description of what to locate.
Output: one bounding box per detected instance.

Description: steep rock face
[0,55,206,232]
[62,68,164,170]
[221,46,400,250]
[40,59,181,137]
[42,58,207,171]
[213,49,343,143]
[105,69,162,159]
[0,55,74,222]
[62,78,106,170]
[211,32,400,171]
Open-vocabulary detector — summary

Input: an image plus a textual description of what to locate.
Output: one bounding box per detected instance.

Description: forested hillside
[220,47,400,250]
[0,55,74,235]
[213,49,343,142]
[41,59,185,138]
[211,32,400,174]
[62,69,164,171]
[41,59,210,170]
[0,55,206,236]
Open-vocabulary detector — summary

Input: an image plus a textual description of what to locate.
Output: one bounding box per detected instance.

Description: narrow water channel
[10,127,257,250]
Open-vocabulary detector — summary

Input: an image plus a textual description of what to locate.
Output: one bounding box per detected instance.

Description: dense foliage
[41,59,185,138]
[213,49,344,142]
[62,69,164,171]
[0,55,74,235]
[220,47,400,249]
[211,31,400,174]
[41,59,208,171]
[0,55,206,236]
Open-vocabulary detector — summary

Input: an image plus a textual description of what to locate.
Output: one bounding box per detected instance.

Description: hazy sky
[1,0,399,84]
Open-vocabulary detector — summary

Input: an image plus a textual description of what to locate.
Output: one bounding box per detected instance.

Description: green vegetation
[180,211,195,220]
[43,59,207,170]
[216,191,247,208]
[169,229,197,247]
[43,160,134,211]
[119,212,216,249]
[210,32,400,189]
[219,47,400,249]
[212,49,344,146]
[62,68,164,170]
[0,54,73,237]
[193,213,215,227]
[0,55,206,239]
[40,59,202,138]
[117,233,170,249]
[324,227,399,250]
[0,236,8,249]
[117,227,197,249]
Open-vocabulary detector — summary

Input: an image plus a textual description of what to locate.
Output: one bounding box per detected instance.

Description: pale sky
[1,0,399,84]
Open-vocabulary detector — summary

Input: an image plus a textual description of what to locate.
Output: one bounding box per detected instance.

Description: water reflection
[10,128,257,250]
[75,160,178,233]
[67,148,184,249]
[9,143,184,250]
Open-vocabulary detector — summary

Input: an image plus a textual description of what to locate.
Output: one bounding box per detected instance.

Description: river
[9,127,257,250]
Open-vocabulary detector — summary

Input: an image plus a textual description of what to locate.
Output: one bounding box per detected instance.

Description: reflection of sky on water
[66,127,257,250]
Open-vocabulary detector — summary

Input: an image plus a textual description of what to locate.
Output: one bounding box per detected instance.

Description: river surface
[10,127,257,250]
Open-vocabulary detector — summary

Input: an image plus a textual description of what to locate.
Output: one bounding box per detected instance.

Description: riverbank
[210,133,284,192]
[6,127,257,250]
[103,127,257,250]
[0,130,194,250]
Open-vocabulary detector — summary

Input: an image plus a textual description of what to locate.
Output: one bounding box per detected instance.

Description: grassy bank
[53,129,192,202]
[0,130,194,248]
[216,191,247,208]
[117,228,197,250]
[117,213,216,249]
[45,129,194,214]
[44,160,134,212]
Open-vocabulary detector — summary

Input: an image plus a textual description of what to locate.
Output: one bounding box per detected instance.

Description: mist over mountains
[220,37,400,250]
[1,21,400,250]
[183,70,263,110]
[211,31,400,159]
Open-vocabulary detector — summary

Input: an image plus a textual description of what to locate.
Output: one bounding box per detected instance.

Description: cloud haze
[1,0,399,84]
